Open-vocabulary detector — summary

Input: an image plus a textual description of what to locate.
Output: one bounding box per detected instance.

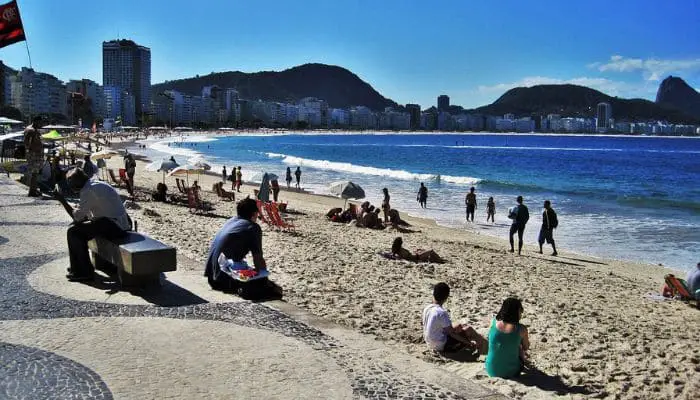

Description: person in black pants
[508,196,529,255]
[65,168,131,282]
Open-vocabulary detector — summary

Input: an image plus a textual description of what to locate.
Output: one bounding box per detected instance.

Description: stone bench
[88,232,177,287]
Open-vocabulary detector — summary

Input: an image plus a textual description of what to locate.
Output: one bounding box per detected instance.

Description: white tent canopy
[0,117,23,125]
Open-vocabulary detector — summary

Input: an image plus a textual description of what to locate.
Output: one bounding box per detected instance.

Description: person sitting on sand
[485,297,530,378]
[326,207,343,220]
[152,182,168,202]
[362,205,378,228]
[391,237,445,263]
[371,208,385,229]
[204,198,267,291]
[422,282,488,355]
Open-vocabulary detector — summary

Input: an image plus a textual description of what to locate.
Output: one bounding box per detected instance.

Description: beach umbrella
[90,149,118,181]
[146,158,180,184]
[90,149,118,160]
[41,130,64,140]
[0,117,23,124]
[329,181,365,206]
[257,172,270,202]
[190,159,211,171]
[168,164,204,186]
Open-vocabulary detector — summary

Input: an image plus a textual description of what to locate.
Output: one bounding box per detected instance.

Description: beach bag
[508,206,518,220]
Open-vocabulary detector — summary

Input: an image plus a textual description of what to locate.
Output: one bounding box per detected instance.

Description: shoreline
[88,139,700,399]
[129,133,693,274]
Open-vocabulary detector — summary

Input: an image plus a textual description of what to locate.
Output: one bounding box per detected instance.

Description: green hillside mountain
[472,84,698,123]
[152,63,398,111]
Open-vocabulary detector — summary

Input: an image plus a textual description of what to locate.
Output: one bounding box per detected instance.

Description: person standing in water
[465,187,477,222]
[294,166,302,190]
[285,167,292,188]
[381,188,391,223]
[235,166,243,192]
[486,197,496,223]
[508,196,529,255]
[417,182,428,208]
[538,200,558,256]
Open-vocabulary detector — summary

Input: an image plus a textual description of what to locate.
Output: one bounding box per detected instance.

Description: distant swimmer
[465,187,477,222]
[417,182,428,208]
[538,200,558,256]
[508,196,529,255]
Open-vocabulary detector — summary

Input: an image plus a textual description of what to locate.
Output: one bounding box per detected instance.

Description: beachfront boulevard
[0,176,503,399]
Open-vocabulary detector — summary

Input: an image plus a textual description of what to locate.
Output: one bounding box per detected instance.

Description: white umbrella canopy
[90,149,119,160]
[167,164,205,185]
[0,117,23,124]
[146,158,180,184]
[329,181,365,206]
[190,159,211,171]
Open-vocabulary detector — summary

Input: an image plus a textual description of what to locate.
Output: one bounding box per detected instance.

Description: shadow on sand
[514,365,594,396]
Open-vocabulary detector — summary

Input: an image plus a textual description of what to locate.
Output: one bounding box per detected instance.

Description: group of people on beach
[222,165,244,192]
[423,282,530,378]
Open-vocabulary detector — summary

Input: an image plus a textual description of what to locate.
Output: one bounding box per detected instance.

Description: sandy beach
[82,140,700,399]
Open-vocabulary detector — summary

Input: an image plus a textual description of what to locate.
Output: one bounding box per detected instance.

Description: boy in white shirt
[422,282,488,355]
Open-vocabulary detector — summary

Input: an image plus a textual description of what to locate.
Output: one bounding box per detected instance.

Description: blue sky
[1,0,699,109]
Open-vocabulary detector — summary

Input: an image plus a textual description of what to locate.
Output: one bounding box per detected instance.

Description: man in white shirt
[65,168,131,282]
[422,282,488,355]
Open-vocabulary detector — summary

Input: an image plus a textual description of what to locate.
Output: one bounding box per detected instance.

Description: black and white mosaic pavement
[0,342,113,400]
[0,174,492,399]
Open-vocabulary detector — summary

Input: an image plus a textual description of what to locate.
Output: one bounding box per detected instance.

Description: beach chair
[255,199,273,227]
[215,182,235,201]
[187,187,213,213]
[266,202,296,232]
[664,274,696,301]
[107,169,124,188]
[175,178,184,194]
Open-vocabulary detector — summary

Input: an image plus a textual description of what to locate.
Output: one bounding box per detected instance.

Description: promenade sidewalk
[0,175,504,400]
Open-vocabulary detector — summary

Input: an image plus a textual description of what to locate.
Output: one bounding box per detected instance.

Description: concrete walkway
[0,175,505,400]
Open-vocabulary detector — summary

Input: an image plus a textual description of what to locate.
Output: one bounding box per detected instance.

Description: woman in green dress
[485,298,530,378]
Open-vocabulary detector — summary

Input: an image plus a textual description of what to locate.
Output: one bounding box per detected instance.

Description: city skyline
[0,0,699,109]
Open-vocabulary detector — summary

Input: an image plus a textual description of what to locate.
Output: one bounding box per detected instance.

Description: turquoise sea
[143,132,700,272]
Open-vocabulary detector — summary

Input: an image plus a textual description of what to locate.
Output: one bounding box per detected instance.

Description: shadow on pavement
[85,270,210,307]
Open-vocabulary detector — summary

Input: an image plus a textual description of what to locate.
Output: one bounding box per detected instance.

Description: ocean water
[143,133,700,272]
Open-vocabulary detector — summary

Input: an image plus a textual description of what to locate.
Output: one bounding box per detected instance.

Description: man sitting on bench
[204,198,267,291]
[65,168,131,282]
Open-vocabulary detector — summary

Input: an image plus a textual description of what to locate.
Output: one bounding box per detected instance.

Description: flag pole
[23,37,32,68]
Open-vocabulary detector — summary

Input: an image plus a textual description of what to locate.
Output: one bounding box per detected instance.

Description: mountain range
[154,63,700,124]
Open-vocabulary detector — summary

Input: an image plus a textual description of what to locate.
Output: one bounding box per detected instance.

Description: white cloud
[477,76,640,97]
[590,55,700,81]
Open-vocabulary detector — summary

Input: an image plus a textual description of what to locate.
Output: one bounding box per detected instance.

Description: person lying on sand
[485,297,531,378]
[391,237,445,263]
[422,282,488,355]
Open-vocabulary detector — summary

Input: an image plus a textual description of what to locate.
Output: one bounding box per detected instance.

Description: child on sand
[422,282,488,354]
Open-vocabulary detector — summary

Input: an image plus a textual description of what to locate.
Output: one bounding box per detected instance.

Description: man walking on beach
[222,166,227,183]
[508,196,529,255]
[23,116,45,197]
[538,200,558,256]
[204,198,267,291]
[465,187,477,222]
[422,282,488,355]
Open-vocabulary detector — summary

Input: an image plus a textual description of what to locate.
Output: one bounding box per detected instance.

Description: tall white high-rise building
[8,67,66,119]
[102,39,151,123]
